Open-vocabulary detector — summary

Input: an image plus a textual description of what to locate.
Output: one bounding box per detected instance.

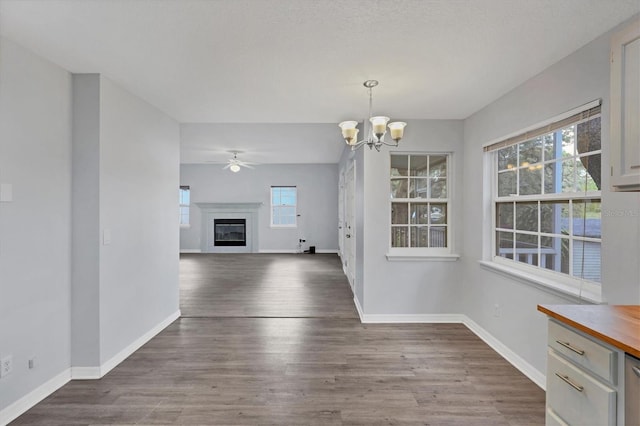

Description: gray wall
[98,76,180,363]
[71,74,101,367]
[339,121,465,314]
[461,15,640,377]
[0,37,72,410]
[0,39,180,416]
[180,163,339,252]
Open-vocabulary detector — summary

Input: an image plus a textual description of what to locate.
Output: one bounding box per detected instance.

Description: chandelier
[339,80,407,151]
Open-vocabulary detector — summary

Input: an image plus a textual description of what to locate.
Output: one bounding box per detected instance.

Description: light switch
[103,229,112,245]
[0,183,13,202]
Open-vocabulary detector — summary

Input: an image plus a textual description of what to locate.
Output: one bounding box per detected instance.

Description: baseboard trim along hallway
[0,310,181,425]
[0,369,71,426]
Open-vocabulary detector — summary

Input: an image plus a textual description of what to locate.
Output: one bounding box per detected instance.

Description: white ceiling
[1,0,638,164]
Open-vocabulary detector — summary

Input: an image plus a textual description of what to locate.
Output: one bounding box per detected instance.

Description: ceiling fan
[222,151,258,173]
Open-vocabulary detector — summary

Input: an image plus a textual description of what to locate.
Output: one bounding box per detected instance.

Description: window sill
[478,260,603,304]
[270,225,297,229]
[386,252,460,262]
[180,224,191,229]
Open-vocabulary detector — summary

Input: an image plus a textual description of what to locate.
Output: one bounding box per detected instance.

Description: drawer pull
[633,366,640,377]
[555,373,584,392]
[556,340,585,355]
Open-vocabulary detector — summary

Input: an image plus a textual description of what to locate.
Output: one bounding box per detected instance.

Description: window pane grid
[496,118,601,198]
[391,154,449,248]
[271,186,297,227]
[493,196,601,282]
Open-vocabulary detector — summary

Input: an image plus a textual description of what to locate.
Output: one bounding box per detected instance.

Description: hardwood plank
[11,254,544,425]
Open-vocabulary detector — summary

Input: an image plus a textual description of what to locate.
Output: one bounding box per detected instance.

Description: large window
[271,186,297,227]
[390,154,449,248]
[486,104,602,287]
[179,185,190,226]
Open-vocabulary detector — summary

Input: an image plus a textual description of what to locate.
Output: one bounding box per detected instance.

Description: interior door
[344,161,356,291]
[338,170,344,258]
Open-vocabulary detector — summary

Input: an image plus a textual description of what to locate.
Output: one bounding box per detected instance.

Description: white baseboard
[360,313,466,323]
[69,366,101,380]
[97,310,180,378]
[351,299,545,390]
[257,249,338,254]
[353,296,364,321]
[462,316,546,390]
[0,310,181,425]
[0,368,71,425]
[180,249,201,253]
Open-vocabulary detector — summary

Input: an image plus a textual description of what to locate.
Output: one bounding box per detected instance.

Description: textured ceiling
[1,0,638,164]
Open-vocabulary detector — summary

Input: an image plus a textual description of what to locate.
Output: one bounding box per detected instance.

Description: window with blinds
[485,102,602,287]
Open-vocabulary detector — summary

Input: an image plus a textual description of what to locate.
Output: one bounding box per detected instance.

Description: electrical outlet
[1,355,13,377]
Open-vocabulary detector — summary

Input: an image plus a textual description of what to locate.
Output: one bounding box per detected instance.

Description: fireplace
[214,219,246,246]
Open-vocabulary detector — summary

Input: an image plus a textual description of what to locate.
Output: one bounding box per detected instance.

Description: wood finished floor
[11,254,545,425]
[179,254,358,319]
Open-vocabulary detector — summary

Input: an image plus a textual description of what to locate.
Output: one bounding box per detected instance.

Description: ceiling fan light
[229,164,241,173]
[388,121,407,142]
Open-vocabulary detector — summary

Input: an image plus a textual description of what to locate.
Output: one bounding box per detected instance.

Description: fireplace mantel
[196,202,263,210]
[197,203,262,253]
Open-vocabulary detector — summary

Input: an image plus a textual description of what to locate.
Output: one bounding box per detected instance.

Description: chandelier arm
[378,139,399,147]
[348,139,368,151]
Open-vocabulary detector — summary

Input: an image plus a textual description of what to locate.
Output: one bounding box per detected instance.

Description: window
[486,103,602,288]
[179,186,190,226]
[390,154,449,248]
[271,186,297,227]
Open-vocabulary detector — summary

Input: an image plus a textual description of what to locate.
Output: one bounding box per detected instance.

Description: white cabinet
[610,17,640,191]
[546,320,620,425]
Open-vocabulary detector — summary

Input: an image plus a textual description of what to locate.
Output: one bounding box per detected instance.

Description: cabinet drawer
[547,350,616,426]
[548,320,617,383]
[546,408,569,426]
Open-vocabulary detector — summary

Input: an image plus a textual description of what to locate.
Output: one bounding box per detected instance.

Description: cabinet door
[611,17,640,191]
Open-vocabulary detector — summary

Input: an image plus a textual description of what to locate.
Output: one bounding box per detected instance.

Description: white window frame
[387,152,459,261]
[270,186,297,228]
[179,185,190,228]
[482,100,603,302]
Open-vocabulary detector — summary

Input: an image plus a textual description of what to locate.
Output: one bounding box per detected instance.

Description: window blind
[483,101,601,153]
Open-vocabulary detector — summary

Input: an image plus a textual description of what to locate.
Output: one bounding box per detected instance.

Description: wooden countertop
[538,304,640,358]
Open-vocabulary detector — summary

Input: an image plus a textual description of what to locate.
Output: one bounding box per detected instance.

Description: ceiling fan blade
[241,164,255,169]
[222,164,231,169]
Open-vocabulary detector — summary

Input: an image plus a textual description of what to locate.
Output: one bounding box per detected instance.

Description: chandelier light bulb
[388,122,407,142]
[369,116,390,139]
[339,121,359,145]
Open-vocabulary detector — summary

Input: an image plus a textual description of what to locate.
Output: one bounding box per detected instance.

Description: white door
[338,170,344,257]
[344,161,356,291]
